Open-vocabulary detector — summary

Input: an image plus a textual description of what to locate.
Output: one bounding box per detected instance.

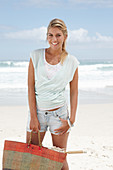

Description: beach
[0,102,113,170]
[1,1,113,168]
[0,60,113,169]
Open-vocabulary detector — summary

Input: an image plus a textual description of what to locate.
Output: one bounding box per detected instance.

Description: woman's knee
[51,133,69,148]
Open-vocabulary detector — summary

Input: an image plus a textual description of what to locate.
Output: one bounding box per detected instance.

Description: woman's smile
[51,42,59,46]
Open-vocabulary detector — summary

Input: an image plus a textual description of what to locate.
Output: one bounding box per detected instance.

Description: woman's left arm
[69,68,78,125]
[54,68,78,135]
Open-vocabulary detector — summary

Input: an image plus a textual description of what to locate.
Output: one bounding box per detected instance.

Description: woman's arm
[28,58,40,132]
[69,68,78,125]
[54,68,79,135]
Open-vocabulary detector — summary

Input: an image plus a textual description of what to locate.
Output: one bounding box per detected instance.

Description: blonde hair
[47,18,68,64]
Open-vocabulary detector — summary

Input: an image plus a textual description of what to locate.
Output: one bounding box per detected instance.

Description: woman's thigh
[51,132,69,149]
[26,131,46,145]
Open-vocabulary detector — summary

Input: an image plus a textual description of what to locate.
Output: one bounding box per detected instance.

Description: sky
[0,0,113,62]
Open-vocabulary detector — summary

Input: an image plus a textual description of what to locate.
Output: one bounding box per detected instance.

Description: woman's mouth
[52,42,58,46]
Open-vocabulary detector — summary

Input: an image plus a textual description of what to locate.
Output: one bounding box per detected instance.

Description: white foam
[0,62,113,90]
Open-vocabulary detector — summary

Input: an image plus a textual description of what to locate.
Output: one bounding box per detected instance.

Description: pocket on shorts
[54,107,69,120]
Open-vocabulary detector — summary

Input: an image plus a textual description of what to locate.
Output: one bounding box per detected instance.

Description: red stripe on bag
[4,140,67,163]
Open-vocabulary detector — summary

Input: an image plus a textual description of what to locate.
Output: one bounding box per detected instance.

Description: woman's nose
[52,36,57,41]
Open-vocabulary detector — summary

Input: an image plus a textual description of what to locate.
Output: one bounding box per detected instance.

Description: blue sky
[0,0,113,61]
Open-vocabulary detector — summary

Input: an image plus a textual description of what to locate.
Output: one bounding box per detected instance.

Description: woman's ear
[64,34,68,41]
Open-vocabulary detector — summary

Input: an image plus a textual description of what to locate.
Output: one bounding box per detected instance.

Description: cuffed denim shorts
[27,104,70,135]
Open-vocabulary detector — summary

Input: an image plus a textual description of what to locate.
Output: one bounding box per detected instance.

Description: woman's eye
[49,34,53,36]
[48,34,61,37]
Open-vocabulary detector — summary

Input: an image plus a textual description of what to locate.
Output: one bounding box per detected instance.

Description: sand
[0,103,113,170]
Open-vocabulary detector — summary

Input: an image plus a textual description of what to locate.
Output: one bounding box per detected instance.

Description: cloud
[68,28,113,49]
[2,0,113,8]
[68,28,113,43]
[68,28,91,43]
[68,0,113,8]
[95,32,113,42]
[19,0,62,8]
[2,27,113,48]
[3,27,47,41]
[17,0,113,8]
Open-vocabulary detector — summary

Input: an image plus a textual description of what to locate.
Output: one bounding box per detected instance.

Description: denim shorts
[26,104,70,135]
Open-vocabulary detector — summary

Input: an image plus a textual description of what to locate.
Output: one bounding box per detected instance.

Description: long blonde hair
[47,18,68,64]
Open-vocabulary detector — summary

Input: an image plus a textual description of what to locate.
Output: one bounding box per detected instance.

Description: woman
[26,18,79,170]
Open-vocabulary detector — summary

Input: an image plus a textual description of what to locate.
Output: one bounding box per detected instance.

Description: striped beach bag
[2,132,67,170]
[2,131,84,170]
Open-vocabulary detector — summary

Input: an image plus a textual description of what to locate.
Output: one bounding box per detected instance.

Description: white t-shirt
[30,48,79,110]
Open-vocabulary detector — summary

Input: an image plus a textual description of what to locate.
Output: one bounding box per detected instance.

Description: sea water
[0,60,113,105]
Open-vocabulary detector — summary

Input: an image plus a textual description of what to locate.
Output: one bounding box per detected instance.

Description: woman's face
[47,27,66,51]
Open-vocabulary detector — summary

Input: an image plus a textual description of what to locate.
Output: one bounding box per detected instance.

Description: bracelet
[68,118,74,127]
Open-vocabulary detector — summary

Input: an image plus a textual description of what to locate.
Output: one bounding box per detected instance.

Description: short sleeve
[69,55,80,82]
[30,49,43,70]
[30,51,36,69]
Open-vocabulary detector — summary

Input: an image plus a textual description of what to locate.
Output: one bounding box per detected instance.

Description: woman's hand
[54,118,70,135]
[30,116,41,133]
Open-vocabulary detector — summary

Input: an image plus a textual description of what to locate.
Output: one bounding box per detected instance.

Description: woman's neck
[47,47,62,57]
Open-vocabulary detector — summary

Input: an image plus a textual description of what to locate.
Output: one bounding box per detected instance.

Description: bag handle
[28,131,85,154]
[28,131,42,148]
[66,150,86,154]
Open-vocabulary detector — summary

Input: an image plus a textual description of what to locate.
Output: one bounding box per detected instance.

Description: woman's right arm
[28,58,40,132]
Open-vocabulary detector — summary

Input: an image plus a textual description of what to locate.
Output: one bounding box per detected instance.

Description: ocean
[0,60,113,105]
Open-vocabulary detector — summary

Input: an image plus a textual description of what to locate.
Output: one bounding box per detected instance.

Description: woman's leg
[51,133,69,170]
[26,131,46,145]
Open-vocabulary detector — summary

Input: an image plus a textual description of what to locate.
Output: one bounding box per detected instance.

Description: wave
[0,61,113,91]
[105,85,113,88]
[79,63,113,72]
[97,65,113,71]
[0,61,113,69]
[0,61,29,67]
[79,60,113,65]
[0,84,27,89]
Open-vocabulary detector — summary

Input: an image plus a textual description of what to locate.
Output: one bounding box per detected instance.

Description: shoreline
[0,88,113,106]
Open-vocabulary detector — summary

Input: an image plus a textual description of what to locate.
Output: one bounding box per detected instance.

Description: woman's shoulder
[30,48,44,68]
[67,53,80,65]
[30,48,44,57]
